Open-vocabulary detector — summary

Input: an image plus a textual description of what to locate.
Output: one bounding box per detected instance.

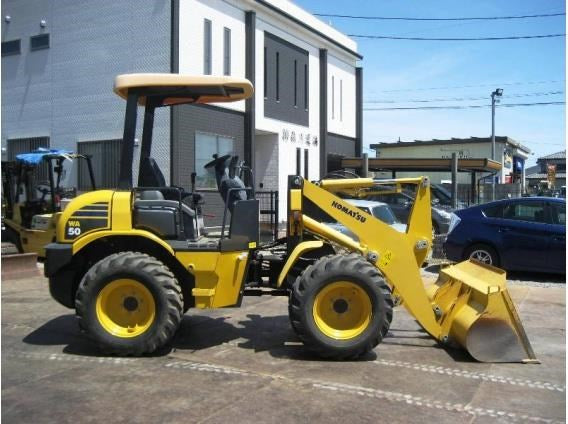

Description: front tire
[289,253,393,360]
[75,252,183,355]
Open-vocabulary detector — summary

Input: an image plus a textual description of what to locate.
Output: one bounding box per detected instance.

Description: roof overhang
[114,73,254,106]
[341,157,502,173]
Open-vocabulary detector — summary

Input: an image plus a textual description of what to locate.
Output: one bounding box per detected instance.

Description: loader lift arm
[281,175,538,363]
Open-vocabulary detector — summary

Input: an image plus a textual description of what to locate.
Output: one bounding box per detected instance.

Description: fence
[446,183,524,207]
[256,190,279,242]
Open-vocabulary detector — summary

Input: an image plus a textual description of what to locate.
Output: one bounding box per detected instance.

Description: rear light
[447,213,461,234]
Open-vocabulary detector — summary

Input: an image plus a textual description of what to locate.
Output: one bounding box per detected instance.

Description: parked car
[323,199,406,241]
[367,188,455,234]
[444,197,565,273]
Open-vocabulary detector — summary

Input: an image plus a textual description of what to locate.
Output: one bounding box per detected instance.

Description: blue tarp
[15,148,73,165]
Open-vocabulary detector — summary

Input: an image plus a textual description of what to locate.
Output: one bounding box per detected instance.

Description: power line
[364,91,565,104]
[377,80,565,93]
[314,12,565,21]
[363,101,565,111]
[349,33,565,41]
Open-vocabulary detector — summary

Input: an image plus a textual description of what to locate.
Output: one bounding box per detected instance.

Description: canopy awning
[341,157,502,173]
[113,73,254,106]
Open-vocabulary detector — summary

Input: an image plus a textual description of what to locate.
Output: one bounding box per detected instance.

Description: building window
[294,60,298,107]
[195,132,234,188]
[304,149,309,179]
[331,76,335,119]
[296,148,301,175]
[340,79,343,121]
[77,139,121,190]
[2,39,20,56]
[223,27,231,76]
[30,34,49,51]
[264,47,267,99]
[203,19,212,75]
[275,52,280,102]
[304,64,308,110]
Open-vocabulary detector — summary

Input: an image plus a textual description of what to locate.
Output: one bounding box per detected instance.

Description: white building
[2,0,363,222]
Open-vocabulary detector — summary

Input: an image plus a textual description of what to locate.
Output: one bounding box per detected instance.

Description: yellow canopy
[113,73,253,106]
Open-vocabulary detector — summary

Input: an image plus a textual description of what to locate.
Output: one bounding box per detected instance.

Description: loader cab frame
[113,75,258,247]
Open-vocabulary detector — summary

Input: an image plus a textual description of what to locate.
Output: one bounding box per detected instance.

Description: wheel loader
[2,149,96,257]
[44,73,537,363]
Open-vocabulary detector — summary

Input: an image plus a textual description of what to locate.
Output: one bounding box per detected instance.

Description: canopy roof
[16,148,75,165]
[113,73,254,106]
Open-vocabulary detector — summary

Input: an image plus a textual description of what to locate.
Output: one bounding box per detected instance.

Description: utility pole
[491,88,503,201]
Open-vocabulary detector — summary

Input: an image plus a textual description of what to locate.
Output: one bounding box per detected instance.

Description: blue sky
[295,0,566,166]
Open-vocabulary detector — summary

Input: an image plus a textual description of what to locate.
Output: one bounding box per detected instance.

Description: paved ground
[2,269,565,423]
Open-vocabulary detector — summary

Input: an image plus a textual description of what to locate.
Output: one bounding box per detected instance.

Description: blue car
[444,197,565,273]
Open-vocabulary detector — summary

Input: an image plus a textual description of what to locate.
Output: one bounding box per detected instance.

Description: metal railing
[256,190,279,242]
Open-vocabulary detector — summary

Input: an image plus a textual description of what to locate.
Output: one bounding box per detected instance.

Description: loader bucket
[428,259,538,363]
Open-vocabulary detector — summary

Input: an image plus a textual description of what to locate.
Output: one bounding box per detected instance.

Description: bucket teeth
[431,259,538,363]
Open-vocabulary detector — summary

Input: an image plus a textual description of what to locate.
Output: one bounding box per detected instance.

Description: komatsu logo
[331,201,367,223]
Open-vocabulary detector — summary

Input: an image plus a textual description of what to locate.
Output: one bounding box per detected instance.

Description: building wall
[327,54,356,138]
[1,0,172,184]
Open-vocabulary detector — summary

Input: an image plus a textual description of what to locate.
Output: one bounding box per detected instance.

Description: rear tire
[75,252,183,355]
[464,244,500,267]
[2,225,23,253]
[289,253,393,360]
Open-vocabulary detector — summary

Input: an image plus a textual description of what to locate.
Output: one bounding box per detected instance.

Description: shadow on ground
[22,313,385,362]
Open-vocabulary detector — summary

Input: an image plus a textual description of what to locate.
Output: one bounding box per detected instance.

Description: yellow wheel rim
[95,279,156,338]
[312,281,372,340]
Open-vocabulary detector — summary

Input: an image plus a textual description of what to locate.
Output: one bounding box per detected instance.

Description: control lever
[190,172,197,208]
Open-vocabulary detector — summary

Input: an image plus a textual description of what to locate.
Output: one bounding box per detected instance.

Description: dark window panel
[263,46,267,99]
[2,39,20,56]
[223,27,231,76]
[296,148,301,175]
[203,19,212,75]
[304,149,309,179]
[30,34,49,51]
[276,52,280,101]
[294,60,297,107]
[304,63,308,110]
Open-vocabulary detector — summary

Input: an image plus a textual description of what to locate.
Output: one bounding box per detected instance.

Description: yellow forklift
[2,149,96,257]
[44,74,536,362]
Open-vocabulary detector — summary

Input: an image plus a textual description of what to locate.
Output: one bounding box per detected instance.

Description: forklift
[44,74,536,363]
[2,148,96,257]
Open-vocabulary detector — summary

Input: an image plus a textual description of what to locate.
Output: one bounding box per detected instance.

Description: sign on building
[547,164,557,188]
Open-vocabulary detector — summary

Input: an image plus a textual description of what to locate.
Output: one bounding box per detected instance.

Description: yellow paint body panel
[277,240,323,287]
[178,251,249,308]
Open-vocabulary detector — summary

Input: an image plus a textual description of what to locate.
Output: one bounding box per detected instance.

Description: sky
[294,0,566,166]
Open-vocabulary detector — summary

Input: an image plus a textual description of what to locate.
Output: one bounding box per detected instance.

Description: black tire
[464,243,500,267]
[289,253,393,360]
[2,225,23,253]
[75,252,183,355]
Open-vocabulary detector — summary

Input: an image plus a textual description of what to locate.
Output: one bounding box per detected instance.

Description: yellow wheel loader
[44,74,537,362]
[2,149,96,258]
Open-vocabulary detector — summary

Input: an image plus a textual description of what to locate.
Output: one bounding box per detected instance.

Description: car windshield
[431,184,452,204]
[368,205,397,225]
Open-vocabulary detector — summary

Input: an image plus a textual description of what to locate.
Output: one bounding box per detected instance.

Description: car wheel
[464,244,500,267]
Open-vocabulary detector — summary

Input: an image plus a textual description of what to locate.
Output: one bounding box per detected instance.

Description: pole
[451,153,458,209]
[361,153,369,178]
[491,92,496,201]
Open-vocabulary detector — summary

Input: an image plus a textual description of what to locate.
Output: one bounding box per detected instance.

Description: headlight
[447,213,461,234]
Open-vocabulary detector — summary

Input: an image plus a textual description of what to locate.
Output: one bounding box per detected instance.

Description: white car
[323,199,406,241]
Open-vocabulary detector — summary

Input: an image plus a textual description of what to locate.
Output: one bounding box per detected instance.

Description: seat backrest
[139,157,166,187]
[229,199,259,243]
